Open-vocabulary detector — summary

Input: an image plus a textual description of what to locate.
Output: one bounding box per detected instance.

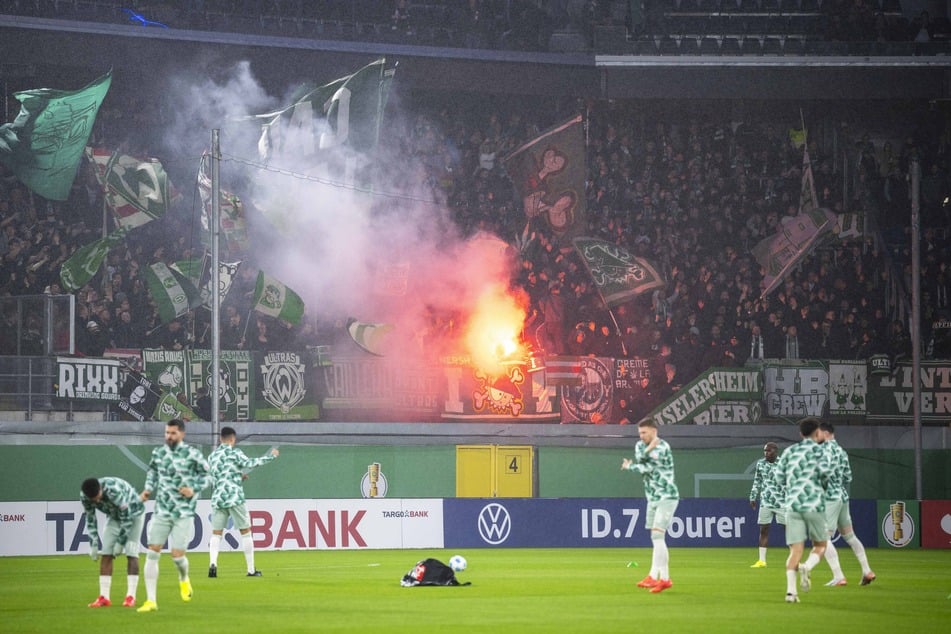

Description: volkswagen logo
[478,502,511,545]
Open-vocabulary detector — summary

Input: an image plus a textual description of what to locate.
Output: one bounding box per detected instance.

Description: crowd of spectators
[2,73,951,416]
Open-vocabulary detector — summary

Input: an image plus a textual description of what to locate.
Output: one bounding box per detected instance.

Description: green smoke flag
[59,227,129,292]
[0,71,111,200]
[572,237,665,307]
[252,271,305,325]
[143,262,202,323]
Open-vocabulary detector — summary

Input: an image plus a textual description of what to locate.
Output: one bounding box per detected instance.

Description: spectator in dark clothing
[194,387,213,422]
[538,282,568,355]
[149,320,190,351]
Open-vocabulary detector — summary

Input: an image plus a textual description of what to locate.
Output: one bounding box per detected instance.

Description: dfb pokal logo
[881,500,915,547]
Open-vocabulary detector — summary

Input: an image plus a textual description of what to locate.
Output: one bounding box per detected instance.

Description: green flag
[86,147,174,228]
[171,256,241,309]
[0,71,111,200]
[143,262,202,323]
[572,237,665,307]
[59,227,129,292]
[154,392,199,423]
[252,271,305,324]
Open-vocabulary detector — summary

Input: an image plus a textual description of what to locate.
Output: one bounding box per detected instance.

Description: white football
[449,554,467,572]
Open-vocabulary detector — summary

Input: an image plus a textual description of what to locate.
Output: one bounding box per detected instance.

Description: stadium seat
[761,36,784,54]
[720,36,743,55]
[657,35,683,54]
[632,38,659,55]
[784,37,806,55]
[699,36,722,54]
[680,36,701,55]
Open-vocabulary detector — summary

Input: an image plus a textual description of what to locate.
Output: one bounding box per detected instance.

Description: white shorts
[100,514,145,557]
[645,499,679,531]
[211,503,251,531]
[147,514,195,551]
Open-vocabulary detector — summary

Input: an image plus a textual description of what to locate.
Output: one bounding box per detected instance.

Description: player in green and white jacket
[773,417,832,603]
[818,421,876,587]
[748,442,785,568]
[621,418,679,594]
[207,426,279,578]
[137,418,210,613]
[81,476,145,608]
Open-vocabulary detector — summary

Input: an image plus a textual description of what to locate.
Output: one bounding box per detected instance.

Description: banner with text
[0,498,444,556]
[443,498,876,549]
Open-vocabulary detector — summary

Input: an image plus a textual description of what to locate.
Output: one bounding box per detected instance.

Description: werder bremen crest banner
[254,350,318,420]
[142,348,319,421]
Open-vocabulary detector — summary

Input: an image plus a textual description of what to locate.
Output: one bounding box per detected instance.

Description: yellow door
[455,445,535,497]
[495,445,534,497]
[455,445,494,497]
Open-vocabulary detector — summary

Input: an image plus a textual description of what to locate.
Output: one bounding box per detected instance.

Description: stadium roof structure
[1,13,950,101]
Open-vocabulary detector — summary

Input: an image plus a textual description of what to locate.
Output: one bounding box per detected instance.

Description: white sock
[803,551,821,571]
[651,531,669,580]
[758,547,767,562]
[144,553,159,602]
[172,555,189,582]
[824,539,844,580]
[786,569,797,595]
[126,574,138,599]
[242,533,256,574]
[843,532,871,575]
[99,574,111,599]
[209,534,222,567]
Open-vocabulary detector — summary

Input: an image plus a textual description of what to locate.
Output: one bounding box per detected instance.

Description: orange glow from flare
[463,284,528,375]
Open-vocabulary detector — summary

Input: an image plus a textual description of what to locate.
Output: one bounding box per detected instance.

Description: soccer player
[818,421,876,587]
[773,416,831,603]
[80,476,145,608]
[621,418,679,594]
[137,418,210,613]
[749,442,785,568]
[207,426,279,578]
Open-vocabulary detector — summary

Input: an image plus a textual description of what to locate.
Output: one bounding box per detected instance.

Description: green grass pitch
[1,548,948,633]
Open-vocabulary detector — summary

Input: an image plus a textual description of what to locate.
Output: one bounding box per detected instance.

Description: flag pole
[210,129,221,443]
[910,155,922,501]
[606,303,628,357]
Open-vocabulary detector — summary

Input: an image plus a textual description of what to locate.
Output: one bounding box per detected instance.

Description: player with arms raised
[207,426,279,578]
